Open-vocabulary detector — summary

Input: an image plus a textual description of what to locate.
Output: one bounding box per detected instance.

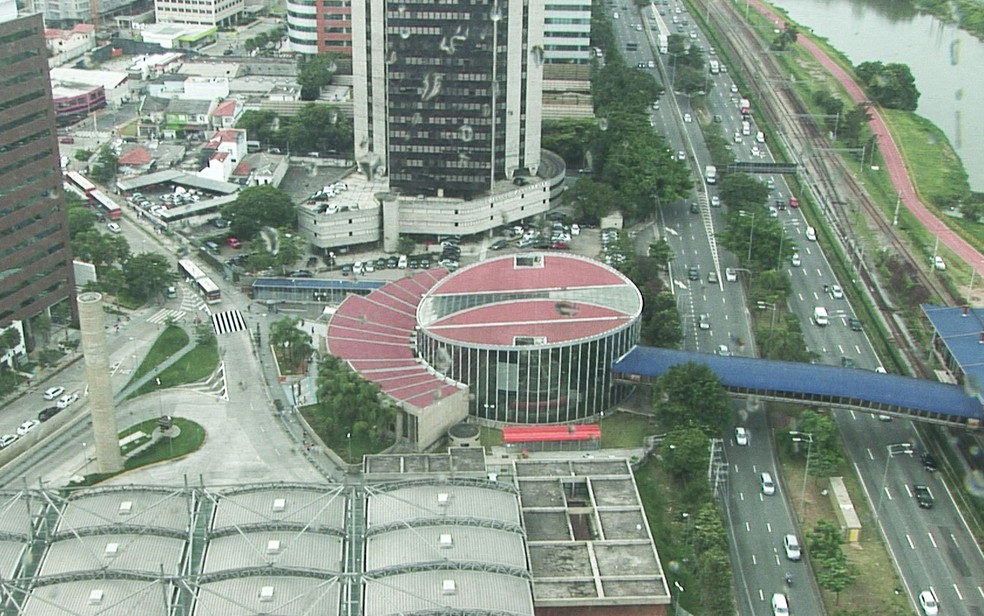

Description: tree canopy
[311,354,397,444]
[297,54,337,101]
[221,185,297,240]
[653,361,731,435]
[718,173,769,211]
[121,253,175,303]
[855,61,920,111]
[236,105,352,155]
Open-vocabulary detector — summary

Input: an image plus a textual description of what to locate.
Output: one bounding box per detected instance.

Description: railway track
[690,0,957,377]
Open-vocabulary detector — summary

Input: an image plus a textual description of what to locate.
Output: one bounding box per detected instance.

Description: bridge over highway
[613,347,984,429]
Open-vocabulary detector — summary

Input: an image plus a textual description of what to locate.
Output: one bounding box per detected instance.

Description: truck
[813,306,829,326]
[709,59,719,74]
[658,34,669,54]
[704,165,717,184]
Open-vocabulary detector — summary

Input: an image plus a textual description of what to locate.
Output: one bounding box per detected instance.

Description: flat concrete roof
[57,487,191,534]
[365,525,527,571]
[363,570,534,616]
[366,484,521,528]
[363,448,487,477]
[209,485,347,531]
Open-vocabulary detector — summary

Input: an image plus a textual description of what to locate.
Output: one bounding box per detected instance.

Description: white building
[543,0,592,65]
[45,24,95,67]
[49,67,132,107]
[136,21,217,48]
[154,0,242,28]
[199,128,246,182]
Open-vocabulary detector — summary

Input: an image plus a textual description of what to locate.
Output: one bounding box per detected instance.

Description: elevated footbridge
[613,347,983,429]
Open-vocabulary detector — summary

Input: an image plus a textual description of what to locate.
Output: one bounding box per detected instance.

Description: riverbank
[915,0,984,42]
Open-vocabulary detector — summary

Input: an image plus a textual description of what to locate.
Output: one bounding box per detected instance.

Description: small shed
[828,476,862,543]
[502,424,601,452]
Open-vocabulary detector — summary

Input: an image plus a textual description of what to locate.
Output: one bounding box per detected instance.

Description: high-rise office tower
[0,11,77,331]
[352,0,544,199]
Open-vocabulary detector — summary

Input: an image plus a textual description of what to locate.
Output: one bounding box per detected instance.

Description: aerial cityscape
[1,0,983,613]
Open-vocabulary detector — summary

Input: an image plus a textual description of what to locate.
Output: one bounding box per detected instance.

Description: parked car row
[2,387,76,450]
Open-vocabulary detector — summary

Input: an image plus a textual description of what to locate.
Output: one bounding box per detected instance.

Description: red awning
[502,424,601,443]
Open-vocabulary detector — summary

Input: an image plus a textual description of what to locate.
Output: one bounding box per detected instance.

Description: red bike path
[750,0,984,277]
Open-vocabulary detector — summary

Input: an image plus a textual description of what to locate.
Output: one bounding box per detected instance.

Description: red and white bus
[90,189,122,220]
[177,259,221,304]
[65,171,96,201]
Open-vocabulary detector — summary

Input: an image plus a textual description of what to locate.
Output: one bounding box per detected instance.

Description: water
[767,0,984,191]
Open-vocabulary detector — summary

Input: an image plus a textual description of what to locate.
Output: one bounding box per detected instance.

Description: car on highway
[922,452,938,472]
[735,426,748,446]
[725,267,737,282]
[677,150,686,161]
[56,392,79,409]
[43,386,64,401]
[918,590,939,615]
[783,534,801,560]
[690,202,699,214]
[848,317,863,331]
[708,271,718,283]
[789,195,799,207]
[710,195,721,207]
[699,314,711,330]
[771,593,789,616]
[0,434,17,449]
[733,132,742,143]
[761,472,776,495]
[683,113,693,123]
[830,284,844,299]
[914,484,934,509]
[791,253,801,267]
[687,266,700,281]
[16,420,39,436]
[716,344,732,357]
[107,222,122,233]
[38,406,61,422]
[730,84,739,93]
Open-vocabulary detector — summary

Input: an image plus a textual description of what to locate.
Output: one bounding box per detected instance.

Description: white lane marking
[867,448,874,460]
[906,535,914,549]
[953,584,963,601]
[928,533,938,549]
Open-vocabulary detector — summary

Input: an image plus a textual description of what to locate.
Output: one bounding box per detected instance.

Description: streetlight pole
[789,431,813,518]
[877,442,914,513]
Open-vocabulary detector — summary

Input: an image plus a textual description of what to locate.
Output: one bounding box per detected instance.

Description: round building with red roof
[416,253,642,423]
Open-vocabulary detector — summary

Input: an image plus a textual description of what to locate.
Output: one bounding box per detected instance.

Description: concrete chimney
[77,292,124,474]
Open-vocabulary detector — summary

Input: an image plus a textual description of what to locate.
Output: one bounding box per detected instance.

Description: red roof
[427,299,632,345]
[232,161,252,176]
[502,424,601,443]
[431,254,626,296]
[212,99,237,117]
[210,151,229,162]
[118,146,152,166]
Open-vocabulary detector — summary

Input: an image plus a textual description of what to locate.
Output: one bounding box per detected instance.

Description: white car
[16,420,39,436]
[677,150,686,161]
[830,284,844,299]
[683,113,693,123]
[730,84,739,93]
[56,392,79,409]
[711,196,721,207]
[716,344,732,357]
[933,255,946,271]
[733,132,742,144]
[0,434,17,449]
[735,427,748,446]
[783,534,801,560]
[919,590,939,615]
[699,314,711,330]
[751,145,761,157]
[43,386,65,400]
[725,267,737,282]
[791,253,801,267]
[107,222,122,234]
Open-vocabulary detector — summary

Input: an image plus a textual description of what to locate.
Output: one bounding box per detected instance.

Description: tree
[564,178,620,224]
[839,103,872,148]
[855,61,920,111]
[640,290,682,347]
[122,253,175,303]
[654,361,731,435]
[648,239,674,269]
[88,144,118,183]
[397,235,416,256]
[541,118,599,166]
[297,54,337,101]
[287,104,352,154]
[65,198,98,237]
[270,317,313,370]
[313,354,396,443]
[74,148,92,162]
[793,410,845,478]
[662,427,710,483]
[271,228,307,273]
[70,228,131,268]
[0,327,22,367]
[673,64,710,96]
[698,546,735,615]
[236,110,279,146]
[718,173,769,210]
[716,210,787,271]
[221,185,297,240]
[771,25,798,51]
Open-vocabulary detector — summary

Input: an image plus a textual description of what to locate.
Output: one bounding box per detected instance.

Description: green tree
[541,118,599,166]
[663,427,710,483]
[716,210,787,271]
[122,253,175,303]
[397,235,416,256]
[654,361,731,434]
[88,145,119,183]
[698,546,736,615]
[648,239,674,269]
[297,53,337,101]
[271,228,307,273]
[564,178,620,224]
[74,148,92,162]
[237,110,279,146]
[718,173,769,210]
[313,354,396,443]
[221,185,297,240]
[270,317,313,370]
[66,198,98,237]
[793,410,845,478]
[71,228,131,268]
[839,103,873,148]
[673,64,710,96]
[0,327,23,366]
[640,289,682,347]
[286,104,352,154]
[855,61,920,111]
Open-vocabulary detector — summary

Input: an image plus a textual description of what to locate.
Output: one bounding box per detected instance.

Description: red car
[551,242,570,250]
[789,195,799,207]
[226,237,242,248]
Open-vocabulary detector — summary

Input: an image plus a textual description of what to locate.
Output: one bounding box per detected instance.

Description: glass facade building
[0,12,76,329]
[352,0,544,199]
[415,254,642,423]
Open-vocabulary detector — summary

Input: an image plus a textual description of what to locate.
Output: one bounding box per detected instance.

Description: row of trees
[237,105,352,156]
[811,89,873,148]
[309,354,397,445]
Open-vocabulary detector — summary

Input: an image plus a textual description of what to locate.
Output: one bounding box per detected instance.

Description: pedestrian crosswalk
[211,309,247,335]
[147,308,186,325]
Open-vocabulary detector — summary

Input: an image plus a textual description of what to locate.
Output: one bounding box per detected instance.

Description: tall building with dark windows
[0,11,77,331]
[352,0,544,199]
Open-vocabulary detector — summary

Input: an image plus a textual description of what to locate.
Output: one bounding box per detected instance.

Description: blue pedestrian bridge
[613,347,983,429]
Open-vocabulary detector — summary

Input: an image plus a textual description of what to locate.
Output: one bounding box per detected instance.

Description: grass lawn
[600,412,654,448]
[125,326,189,389]
[129,339,219,398]
[75,417,206,486]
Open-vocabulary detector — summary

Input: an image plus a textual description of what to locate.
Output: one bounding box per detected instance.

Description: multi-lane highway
[612,0,984,613]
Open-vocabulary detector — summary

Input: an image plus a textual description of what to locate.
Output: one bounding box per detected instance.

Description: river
[766,0,984,191]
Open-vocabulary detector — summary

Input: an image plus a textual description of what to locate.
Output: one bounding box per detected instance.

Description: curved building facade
[416,253,642,424]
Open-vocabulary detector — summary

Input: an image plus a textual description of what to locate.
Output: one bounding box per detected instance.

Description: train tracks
[691,0,957,376]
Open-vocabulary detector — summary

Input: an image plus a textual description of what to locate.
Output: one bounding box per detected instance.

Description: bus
[65,171,96,200]
[90,189,122,220]
[177,259,222,304]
